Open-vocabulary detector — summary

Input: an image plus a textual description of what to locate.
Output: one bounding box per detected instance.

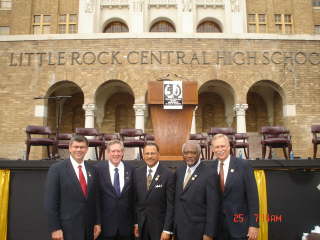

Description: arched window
[197,21,222,33]
[150,20,175,32]
[103,21,128,33]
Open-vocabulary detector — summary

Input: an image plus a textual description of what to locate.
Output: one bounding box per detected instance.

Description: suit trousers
[218,215,247,240]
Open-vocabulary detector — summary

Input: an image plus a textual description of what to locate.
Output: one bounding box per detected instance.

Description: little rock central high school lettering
[8,50,320,67]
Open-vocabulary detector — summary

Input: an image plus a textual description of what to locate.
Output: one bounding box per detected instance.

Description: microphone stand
[34,96,72,159]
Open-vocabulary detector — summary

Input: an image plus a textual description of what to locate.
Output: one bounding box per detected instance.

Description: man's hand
[160,232,171,240]
[134,225,139,238]
[203,234,213,240]
[93,224,101,240]
[247,226,259,240]
[51,229,63,240]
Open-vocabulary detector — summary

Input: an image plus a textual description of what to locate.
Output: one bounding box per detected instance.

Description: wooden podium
[148,81,198,160]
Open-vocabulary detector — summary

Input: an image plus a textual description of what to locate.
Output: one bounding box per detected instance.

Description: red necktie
[78,165,87,197]
[219,162,224,192]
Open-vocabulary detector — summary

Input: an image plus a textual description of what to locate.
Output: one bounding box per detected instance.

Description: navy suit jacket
[214,157,259,238]
[44,159,100,240]
[174,161,220,240]
[133,163,175,240]
[95,161,134,237]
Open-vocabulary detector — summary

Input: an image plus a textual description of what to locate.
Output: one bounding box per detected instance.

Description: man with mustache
[211,134,259,240]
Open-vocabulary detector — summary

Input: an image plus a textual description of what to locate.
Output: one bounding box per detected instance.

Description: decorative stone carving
[133,104,147,116]
[233,103,248,116]
[85,0,96,13]
[230,0,240,12]
[83,103,96,117]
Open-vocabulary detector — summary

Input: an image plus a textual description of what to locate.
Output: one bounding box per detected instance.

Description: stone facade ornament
[133,104,147,116]
[233,103,248,116]
[183,0,192,12]
[85,0,96,13]
[230,0,240,12]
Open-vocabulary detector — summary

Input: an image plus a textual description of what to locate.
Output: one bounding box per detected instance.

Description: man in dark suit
[175,141,220,240]
[133,142,175,240]
[44,135,101,240]
[211,134,259,240]
[95,140,134,240]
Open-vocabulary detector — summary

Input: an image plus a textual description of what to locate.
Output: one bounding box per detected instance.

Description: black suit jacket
[133,163,175,240]
[44,159,100,240]
[174,161,220,240]
[95,161,134,238]
[214,157,259,238]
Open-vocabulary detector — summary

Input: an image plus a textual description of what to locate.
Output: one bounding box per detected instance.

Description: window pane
[248,14,256,23]
[275,24,282,33]
[285,24,292,33]
[33,25,41,34]
[150,21,175,32]
[104,21,129,33]
[284,14,291,23]
[43,15,51,23]
[43,25,51,34]
[69,14,77,22]
[34,15,41,23]
[59,15,66,23]
[248,24,256,33]
[274,14,281,23]
[69,24,77,33]
[259,24,266,33]
[58,24,66,33]
[258,14,265,23]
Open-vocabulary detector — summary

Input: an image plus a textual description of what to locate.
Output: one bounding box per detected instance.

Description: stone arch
[149,17,176,32]
[95,80,135,133]
[246,80,285,132]
[197,17,223,32]
[102,18,129,33]
[45,80,85,133]
[197,80,236,132]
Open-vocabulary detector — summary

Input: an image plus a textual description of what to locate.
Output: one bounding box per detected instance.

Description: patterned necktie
[219,162,224,192]
[147,168,153,190]
[183,168,192,189]
[78,165,87,197]
[114,167,121,196]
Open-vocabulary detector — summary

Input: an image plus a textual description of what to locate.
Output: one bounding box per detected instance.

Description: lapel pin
[230,169,234,173]
[88,172,92,177]
[155,175,160,181]
[191,174,198,181]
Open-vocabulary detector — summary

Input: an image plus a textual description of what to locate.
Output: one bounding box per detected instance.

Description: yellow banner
[0,170,10,240]
[254,170,268,240]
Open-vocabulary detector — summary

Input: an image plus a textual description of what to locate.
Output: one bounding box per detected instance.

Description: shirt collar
[219,154,230,166]
[108,160,124,171]
[70,156,85,168]
[147,161,159,173]
[187,158,201,172]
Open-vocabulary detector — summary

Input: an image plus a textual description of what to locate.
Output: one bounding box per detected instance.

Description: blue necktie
[114,168,121,196]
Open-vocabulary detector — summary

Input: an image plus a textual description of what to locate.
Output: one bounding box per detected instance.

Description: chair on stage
[145,134,155,142]
[189,133,208,160]
[119,128,146,160]
[75,128,105,160]
[207,127,236,159]
[234,133,250,159]
[261,126,292,159]
[55,133,73,150]
[25,125,55,160]
[311,125,320,159]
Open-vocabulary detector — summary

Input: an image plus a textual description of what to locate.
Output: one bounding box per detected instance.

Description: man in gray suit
[45,135,101,240]
[174,141,220,240]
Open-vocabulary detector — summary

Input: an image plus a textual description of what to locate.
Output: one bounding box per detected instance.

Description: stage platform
[1,159,320,240]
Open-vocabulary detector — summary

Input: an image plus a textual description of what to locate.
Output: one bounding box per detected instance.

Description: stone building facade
[0,0,319,159]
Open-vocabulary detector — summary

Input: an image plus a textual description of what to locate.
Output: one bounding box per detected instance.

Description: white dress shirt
[183,159,201,183]
[146,161,159,179]
[70,156,88,183]
[108,161,125,192]
[217,155,230,185]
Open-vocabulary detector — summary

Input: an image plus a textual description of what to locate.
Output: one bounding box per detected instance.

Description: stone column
[234,104,248,133]
[133,104,147,131]
[83,103,96,160]
[191,106,198,134]
[234,104,248,158]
